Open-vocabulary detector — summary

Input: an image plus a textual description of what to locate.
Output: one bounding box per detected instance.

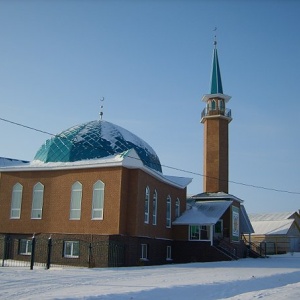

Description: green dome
[34,120,162,173]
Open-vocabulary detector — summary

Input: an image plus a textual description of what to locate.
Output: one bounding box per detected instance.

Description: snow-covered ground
[1,253,300,300]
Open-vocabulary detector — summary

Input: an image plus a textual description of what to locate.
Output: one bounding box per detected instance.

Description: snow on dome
[34,120,162,173]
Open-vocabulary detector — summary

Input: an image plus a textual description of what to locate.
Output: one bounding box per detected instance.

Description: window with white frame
[189,225,210,241]
[152,190,157,225]
[11,183,23,219]
[166,195,171,228]
[31,182,44,219]
[141,243,148,260]
[144,186,150,224]
[166,245,172,260]
[19,239,32,255]
[175,198,180,218]
[219,99,225,111]
[92,180,104,220]
[70,181,82,220]
[211,99,216,110]
[63,241,80,258]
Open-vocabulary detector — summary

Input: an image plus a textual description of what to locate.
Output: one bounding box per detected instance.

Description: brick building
[0,40,254,268]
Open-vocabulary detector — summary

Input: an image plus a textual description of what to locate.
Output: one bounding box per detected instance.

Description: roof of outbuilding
[249,212,300,235]
[249,212,295,221]
[251,220,294,235]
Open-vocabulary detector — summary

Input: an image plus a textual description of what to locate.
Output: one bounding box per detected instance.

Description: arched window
[219,99,225,111]
[175,198,180,218]
[92,180,105,220]
[211,99,216,110]
[144,186,150,224]
[152,190,157,225]
[31,182,44,219]
[11,183,23,219]
[70,181,82,220]
[166,196,171,228]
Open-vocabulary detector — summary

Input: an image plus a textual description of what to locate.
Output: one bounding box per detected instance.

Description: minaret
[201,39,232,193]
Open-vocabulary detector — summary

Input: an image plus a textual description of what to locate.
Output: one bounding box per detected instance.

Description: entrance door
[214,220,223,239]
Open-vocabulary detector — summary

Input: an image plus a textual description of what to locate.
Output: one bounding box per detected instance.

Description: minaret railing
[201,108,231,119]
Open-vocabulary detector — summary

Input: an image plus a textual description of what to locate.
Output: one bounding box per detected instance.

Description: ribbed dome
[34,120,162,173]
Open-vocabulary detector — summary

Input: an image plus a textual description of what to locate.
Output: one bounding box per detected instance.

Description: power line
[1,116,300,195]
[0,117,55,136]
[159,162,300,195]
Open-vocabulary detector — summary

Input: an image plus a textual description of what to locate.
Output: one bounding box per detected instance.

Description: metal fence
[0,235,125,269]
[243,235,300,255]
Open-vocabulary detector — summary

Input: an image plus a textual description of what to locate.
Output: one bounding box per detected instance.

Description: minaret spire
[210,39,223,94]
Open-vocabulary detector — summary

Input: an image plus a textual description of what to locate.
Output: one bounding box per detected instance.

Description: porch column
[210,225,214,246]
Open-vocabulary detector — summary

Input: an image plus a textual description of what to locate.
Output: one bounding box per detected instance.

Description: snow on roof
[191,192,243,203]
[249,212,295,222]
[173,200,232,226]
[0,149,191,190]
[251,219,294,235]
[164,175,192,188]
[0,157,29,167]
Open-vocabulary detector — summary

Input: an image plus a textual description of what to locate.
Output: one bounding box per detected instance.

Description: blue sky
[1,0,300,213]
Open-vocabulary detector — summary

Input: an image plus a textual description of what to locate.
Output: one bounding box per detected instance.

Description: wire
[0,117,55,136]
[1,116,300,195]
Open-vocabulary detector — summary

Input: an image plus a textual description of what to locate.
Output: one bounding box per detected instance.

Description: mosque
[0,41,253,267]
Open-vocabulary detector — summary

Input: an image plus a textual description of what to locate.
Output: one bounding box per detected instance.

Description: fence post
[2,235,8,267]
[30,234,36,270]
[88,243,92,268]
[46,236,52,270]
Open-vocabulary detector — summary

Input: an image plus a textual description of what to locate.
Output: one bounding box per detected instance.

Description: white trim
[0,149,192,190]
[202,93,231,103]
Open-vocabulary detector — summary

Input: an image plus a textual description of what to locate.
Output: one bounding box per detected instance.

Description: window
[11,183,23,219]
[189,225,210,241]
[219,99,225,111]
[214,220,223,234]
[144,186,150,224]
[152,190,157,225]
[166,196,171,228]
[70,181,82,220]
[166,245,172,260]
[175,198,180,218]
[141,244,148,260]
[211,99,216,110]
[92,180,104,220]
[19,239,32,255]
[31,182,44,219]
[63,241,80,258]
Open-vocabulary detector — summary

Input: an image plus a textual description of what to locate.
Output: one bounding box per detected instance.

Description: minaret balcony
[201,108,232,120]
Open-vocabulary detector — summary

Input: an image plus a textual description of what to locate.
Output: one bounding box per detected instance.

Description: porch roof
[173,200,232,226]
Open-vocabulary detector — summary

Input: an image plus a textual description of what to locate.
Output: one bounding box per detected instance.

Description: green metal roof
[34,120,162,173]
[210,45,223,94]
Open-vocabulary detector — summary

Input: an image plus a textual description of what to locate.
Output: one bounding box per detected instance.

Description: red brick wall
[203,117,229,193]
[0,166,186,242]
[0,167,123,235]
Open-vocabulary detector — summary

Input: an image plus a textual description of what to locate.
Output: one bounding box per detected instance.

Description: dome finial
[99,97,105,120]
[213,27,217,48]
